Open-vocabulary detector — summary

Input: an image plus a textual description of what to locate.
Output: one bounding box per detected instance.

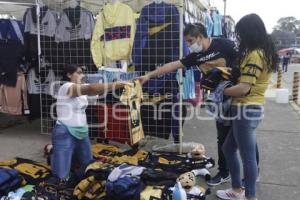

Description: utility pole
[223,0,227,16]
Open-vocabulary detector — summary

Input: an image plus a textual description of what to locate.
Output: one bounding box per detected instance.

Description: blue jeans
[216,122,260,176]
[51,124,93,179]
[222,105,263,198]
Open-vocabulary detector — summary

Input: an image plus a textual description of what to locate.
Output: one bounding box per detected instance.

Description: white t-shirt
[56,82,88,127]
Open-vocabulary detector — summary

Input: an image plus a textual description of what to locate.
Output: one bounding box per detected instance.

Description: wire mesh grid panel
[34,0,204,147]
[31,0,99,135]
[132,0,184,145]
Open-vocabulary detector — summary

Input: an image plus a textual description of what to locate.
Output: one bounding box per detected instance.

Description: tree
[271,30,296,50]
[273,17,300,37]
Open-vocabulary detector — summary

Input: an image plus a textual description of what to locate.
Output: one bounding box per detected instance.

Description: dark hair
[184,23,208,38]
[235,14,278,72]
[62,64,81,81]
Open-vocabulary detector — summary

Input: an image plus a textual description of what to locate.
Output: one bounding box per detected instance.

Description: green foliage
[273,16,300,36]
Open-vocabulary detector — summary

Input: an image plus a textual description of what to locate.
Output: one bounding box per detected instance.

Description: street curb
[289,101,300,117]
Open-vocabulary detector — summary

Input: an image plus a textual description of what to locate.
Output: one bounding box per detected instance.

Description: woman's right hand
[115,81,133,88]
[136,75,150,85]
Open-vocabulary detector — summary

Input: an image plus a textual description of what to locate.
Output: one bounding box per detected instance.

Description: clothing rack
[0,0,209,153]
[36,0,209,153]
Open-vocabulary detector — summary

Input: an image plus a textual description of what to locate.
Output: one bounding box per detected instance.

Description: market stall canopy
[0,0,210,20]
[277,47,300,56]
[0,1,34,19]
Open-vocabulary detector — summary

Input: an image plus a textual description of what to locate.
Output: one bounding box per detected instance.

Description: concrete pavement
[183,99,300,200]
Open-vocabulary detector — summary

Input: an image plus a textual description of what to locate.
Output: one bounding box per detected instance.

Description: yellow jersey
[233,50,271,105]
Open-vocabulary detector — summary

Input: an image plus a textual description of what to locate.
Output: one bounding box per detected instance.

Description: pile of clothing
[0,143,214,200]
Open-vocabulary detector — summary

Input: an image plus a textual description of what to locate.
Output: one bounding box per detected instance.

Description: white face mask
[235,38,240,49]
[189,42,203,53]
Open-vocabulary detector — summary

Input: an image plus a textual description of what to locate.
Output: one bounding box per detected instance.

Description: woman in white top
[52,64,129,181]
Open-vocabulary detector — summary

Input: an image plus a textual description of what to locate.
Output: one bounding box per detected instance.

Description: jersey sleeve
[239,51,264,85]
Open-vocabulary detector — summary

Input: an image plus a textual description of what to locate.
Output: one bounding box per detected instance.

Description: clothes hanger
[0,14,13,20]
[106,0,118,5]
[37,0,45,7]
[111,0,118,4]
[154,0,163,4]
[69,0,80,8]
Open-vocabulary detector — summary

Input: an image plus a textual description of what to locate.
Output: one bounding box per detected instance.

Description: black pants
[216,121,260,175]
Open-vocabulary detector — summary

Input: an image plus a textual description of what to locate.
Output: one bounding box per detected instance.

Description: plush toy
[190,144,205,160]
[186,144,215,181]
[178,172,196,191]
[176,172,210,200]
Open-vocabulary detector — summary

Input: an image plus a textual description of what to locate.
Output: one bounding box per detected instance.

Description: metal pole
[277,68,282,88]
[292,72,299,104]
[223,0,227,16]
[35,0,43,134]
[178,0,184,154]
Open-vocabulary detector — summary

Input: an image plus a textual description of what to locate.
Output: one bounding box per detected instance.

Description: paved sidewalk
[271,63,300,104]
[183,98,300,200]
[0,119,50,162]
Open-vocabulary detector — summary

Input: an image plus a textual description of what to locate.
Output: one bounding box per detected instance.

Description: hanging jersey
[0,19,24,44]
[91,1,136,67]
[132,2,180,71]
[27,68,58,95]
[0,73,28,115]
[55,7,94,42]
[24,6,57,37]
[0,40,24,87]
[120,80,144,145]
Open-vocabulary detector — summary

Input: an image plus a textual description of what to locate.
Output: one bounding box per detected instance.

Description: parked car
[277,48,300,63]
[291,49,300,63]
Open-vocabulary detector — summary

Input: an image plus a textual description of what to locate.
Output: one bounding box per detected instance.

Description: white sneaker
[216,188,245,200]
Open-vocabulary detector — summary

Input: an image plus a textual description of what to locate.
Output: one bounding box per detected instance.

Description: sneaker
[207,172,230,186]
[216,188,245,200]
